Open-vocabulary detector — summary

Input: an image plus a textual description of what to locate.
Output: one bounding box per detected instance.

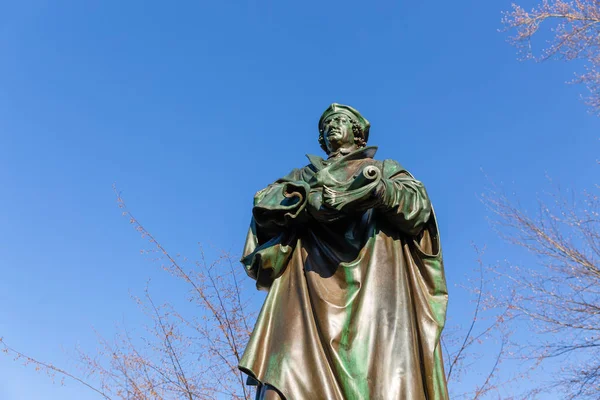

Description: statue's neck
[328,144,359,159]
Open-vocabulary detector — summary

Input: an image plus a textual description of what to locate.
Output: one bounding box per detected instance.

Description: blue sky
[0,1,598,399]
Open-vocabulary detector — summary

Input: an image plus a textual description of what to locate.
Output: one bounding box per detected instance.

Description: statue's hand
[308,189,323,211]
[307,188,345,223]
[372,178,387,203]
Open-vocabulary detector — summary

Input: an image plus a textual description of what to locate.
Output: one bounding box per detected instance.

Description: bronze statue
[240,104,448,399]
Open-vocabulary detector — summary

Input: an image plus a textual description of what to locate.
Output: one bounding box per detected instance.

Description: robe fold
[240,146,448,400]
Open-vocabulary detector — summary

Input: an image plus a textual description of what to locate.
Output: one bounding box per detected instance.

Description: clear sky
[0,1,597,399]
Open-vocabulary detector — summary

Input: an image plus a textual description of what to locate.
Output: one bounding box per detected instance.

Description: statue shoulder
[380,159,411,178]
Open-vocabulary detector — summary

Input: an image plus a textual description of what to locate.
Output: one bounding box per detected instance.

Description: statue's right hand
[308,188,347,223]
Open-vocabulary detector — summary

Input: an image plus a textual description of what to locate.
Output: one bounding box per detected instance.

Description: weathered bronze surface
[240,104,449,399]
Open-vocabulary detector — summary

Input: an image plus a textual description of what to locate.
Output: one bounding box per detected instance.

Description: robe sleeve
[241,168,309,291]
[241,219,296,291]
[377,159,433,237]
[379,159,448,357]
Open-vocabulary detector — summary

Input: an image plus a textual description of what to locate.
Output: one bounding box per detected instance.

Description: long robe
[240,147,448,400]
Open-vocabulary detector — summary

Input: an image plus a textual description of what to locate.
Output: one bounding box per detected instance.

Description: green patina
[338,247,370,399]
[239,103,449,399]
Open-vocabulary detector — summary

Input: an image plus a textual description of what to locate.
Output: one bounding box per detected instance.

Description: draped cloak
[239,147,448,400]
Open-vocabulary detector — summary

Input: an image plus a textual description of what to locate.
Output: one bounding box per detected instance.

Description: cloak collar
[306,146,378,171]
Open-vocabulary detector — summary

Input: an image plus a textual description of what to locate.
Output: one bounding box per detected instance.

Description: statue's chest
[311,158,381,189]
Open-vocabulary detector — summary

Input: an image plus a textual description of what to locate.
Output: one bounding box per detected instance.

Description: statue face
[322,113,355,154]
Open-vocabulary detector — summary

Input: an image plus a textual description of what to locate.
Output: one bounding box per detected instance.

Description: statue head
[318,103,370,156]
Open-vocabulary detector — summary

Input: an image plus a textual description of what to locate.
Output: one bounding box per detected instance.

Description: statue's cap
[318,103,370,143]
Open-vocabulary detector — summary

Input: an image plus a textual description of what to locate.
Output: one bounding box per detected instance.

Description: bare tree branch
[483,170,600,398]
[503,0,600,113]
